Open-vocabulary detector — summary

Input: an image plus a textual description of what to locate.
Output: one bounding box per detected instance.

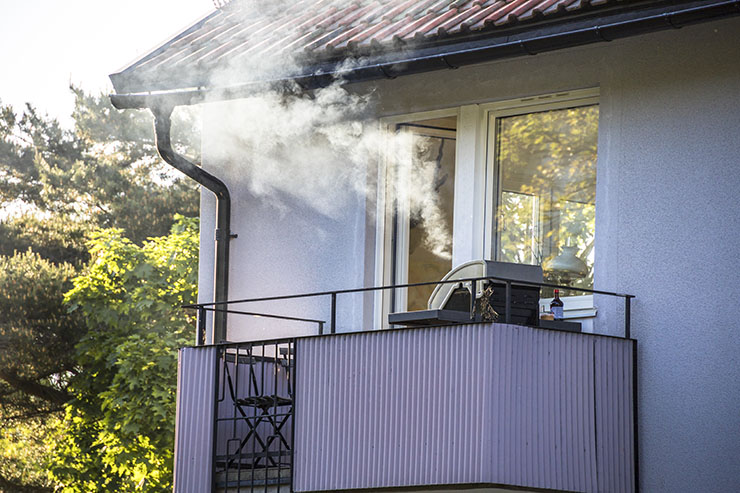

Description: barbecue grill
[389,260,543,326]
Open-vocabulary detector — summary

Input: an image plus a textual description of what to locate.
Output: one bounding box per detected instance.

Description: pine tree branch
[0,371,70,406]
[0,408,63,422]
[0,472,54,493]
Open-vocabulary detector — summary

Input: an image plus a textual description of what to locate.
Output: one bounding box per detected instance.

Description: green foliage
[0,214,89,266]
[0,413,60,492]
[0,250,80,491]
[0,92,199,244]
[51,216,199,492]
[0,88,201,491]
[0,88,200,405]
[0,251,80,416]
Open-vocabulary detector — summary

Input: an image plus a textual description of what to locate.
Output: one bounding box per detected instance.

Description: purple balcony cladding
[173,346,218,492]
[294,323,635,492]
[173,322,636,492]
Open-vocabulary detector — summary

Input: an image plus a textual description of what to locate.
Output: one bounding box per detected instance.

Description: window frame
[375,108,460,327]
[375,89,600,328]
[480,89,599,263]
[482,89,599,318]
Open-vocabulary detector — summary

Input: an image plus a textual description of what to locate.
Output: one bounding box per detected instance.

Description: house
[109,1,740,492]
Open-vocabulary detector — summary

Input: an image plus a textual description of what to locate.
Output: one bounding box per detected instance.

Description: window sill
[539,294,597,319]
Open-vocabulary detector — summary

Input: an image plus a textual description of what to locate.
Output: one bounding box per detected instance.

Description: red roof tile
[110,0,736,94]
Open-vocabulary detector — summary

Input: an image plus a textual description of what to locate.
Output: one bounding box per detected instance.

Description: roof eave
[110,0,740,109]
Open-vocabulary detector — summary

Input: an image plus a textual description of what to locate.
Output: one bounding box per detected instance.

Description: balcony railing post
[330,292,337,334]
[505,281,512,324]
[469,279,477,320]
[197,307,206,346]
[625,296,632,339]
[318,320,324,335]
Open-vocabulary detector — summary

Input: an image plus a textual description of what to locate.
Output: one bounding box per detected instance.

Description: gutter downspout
[152,105,231,344]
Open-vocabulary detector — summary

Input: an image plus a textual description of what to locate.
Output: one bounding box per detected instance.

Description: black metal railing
[186,275,635,343]
[213,338,295,492]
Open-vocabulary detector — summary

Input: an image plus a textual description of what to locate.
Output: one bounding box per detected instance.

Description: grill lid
[427,260,543,310]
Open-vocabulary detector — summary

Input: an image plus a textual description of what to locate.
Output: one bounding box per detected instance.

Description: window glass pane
[499,190,538,264]
[397,117,456,311]
[495,104,598,295]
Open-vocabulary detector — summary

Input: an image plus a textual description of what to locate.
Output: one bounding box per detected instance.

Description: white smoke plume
[202,0,453,260]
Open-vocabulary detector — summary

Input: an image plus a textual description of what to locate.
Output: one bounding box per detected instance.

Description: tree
[0,217,86,492]
[0,251,80,418]
[50,216,198,492]
[0,413,60,493]
[0,88,200,491]
[0,90,199,407]
[0,90,199,244]
[0,214,89,266]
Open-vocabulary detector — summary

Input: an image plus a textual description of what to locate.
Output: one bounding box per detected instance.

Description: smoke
[202,0,453,260]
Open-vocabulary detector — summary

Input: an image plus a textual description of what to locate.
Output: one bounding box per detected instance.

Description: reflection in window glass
[397,117,456,311]
[499,191,538,264]
[495,105,598,294]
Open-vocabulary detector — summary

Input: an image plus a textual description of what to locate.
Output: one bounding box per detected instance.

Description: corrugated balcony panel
[173,346,217,493]
[293,323,635,493]
[595,337,636,493]
[294,325,490,491]
[488,326,599,491]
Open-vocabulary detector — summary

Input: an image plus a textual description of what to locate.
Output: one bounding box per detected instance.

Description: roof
[110,0,740,97]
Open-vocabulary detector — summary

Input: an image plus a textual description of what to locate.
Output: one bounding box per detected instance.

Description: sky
[0,0,215,126]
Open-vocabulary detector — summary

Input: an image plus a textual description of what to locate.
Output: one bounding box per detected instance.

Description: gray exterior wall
[199,16,740,493]
[293,323,635,493]
[199,118,374,342]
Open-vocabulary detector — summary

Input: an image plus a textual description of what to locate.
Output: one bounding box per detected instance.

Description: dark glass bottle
[550,289,564,320]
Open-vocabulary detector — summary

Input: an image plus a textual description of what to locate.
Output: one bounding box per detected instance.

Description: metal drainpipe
[152,105,232,344]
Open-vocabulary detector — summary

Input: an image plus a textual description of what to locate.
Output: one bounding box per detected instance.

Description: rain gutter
[109,0,740,109]
[152,104,232,345]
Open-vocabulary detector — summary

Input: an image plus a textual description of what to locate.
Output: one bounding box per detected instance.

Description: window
[392,114,457,312]
[490,102,598,296]
[377,90,598,322]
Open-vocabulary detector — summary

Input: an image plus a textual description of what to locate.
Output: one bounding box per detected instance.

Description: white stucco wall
[199,112,376,341]
[596,25,740,492]
[199,16,740,493]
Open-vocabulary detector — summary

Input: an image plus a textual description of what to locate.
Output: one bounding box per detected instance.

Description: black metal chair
[223,346,293,469]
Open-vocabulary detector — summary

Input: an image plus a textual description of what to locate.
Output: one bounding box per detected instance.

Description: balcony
[172,277,637,493]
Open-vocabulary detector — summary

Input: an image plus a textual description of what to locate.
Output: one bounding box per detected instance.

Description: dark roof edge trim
[110,0,740,110]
